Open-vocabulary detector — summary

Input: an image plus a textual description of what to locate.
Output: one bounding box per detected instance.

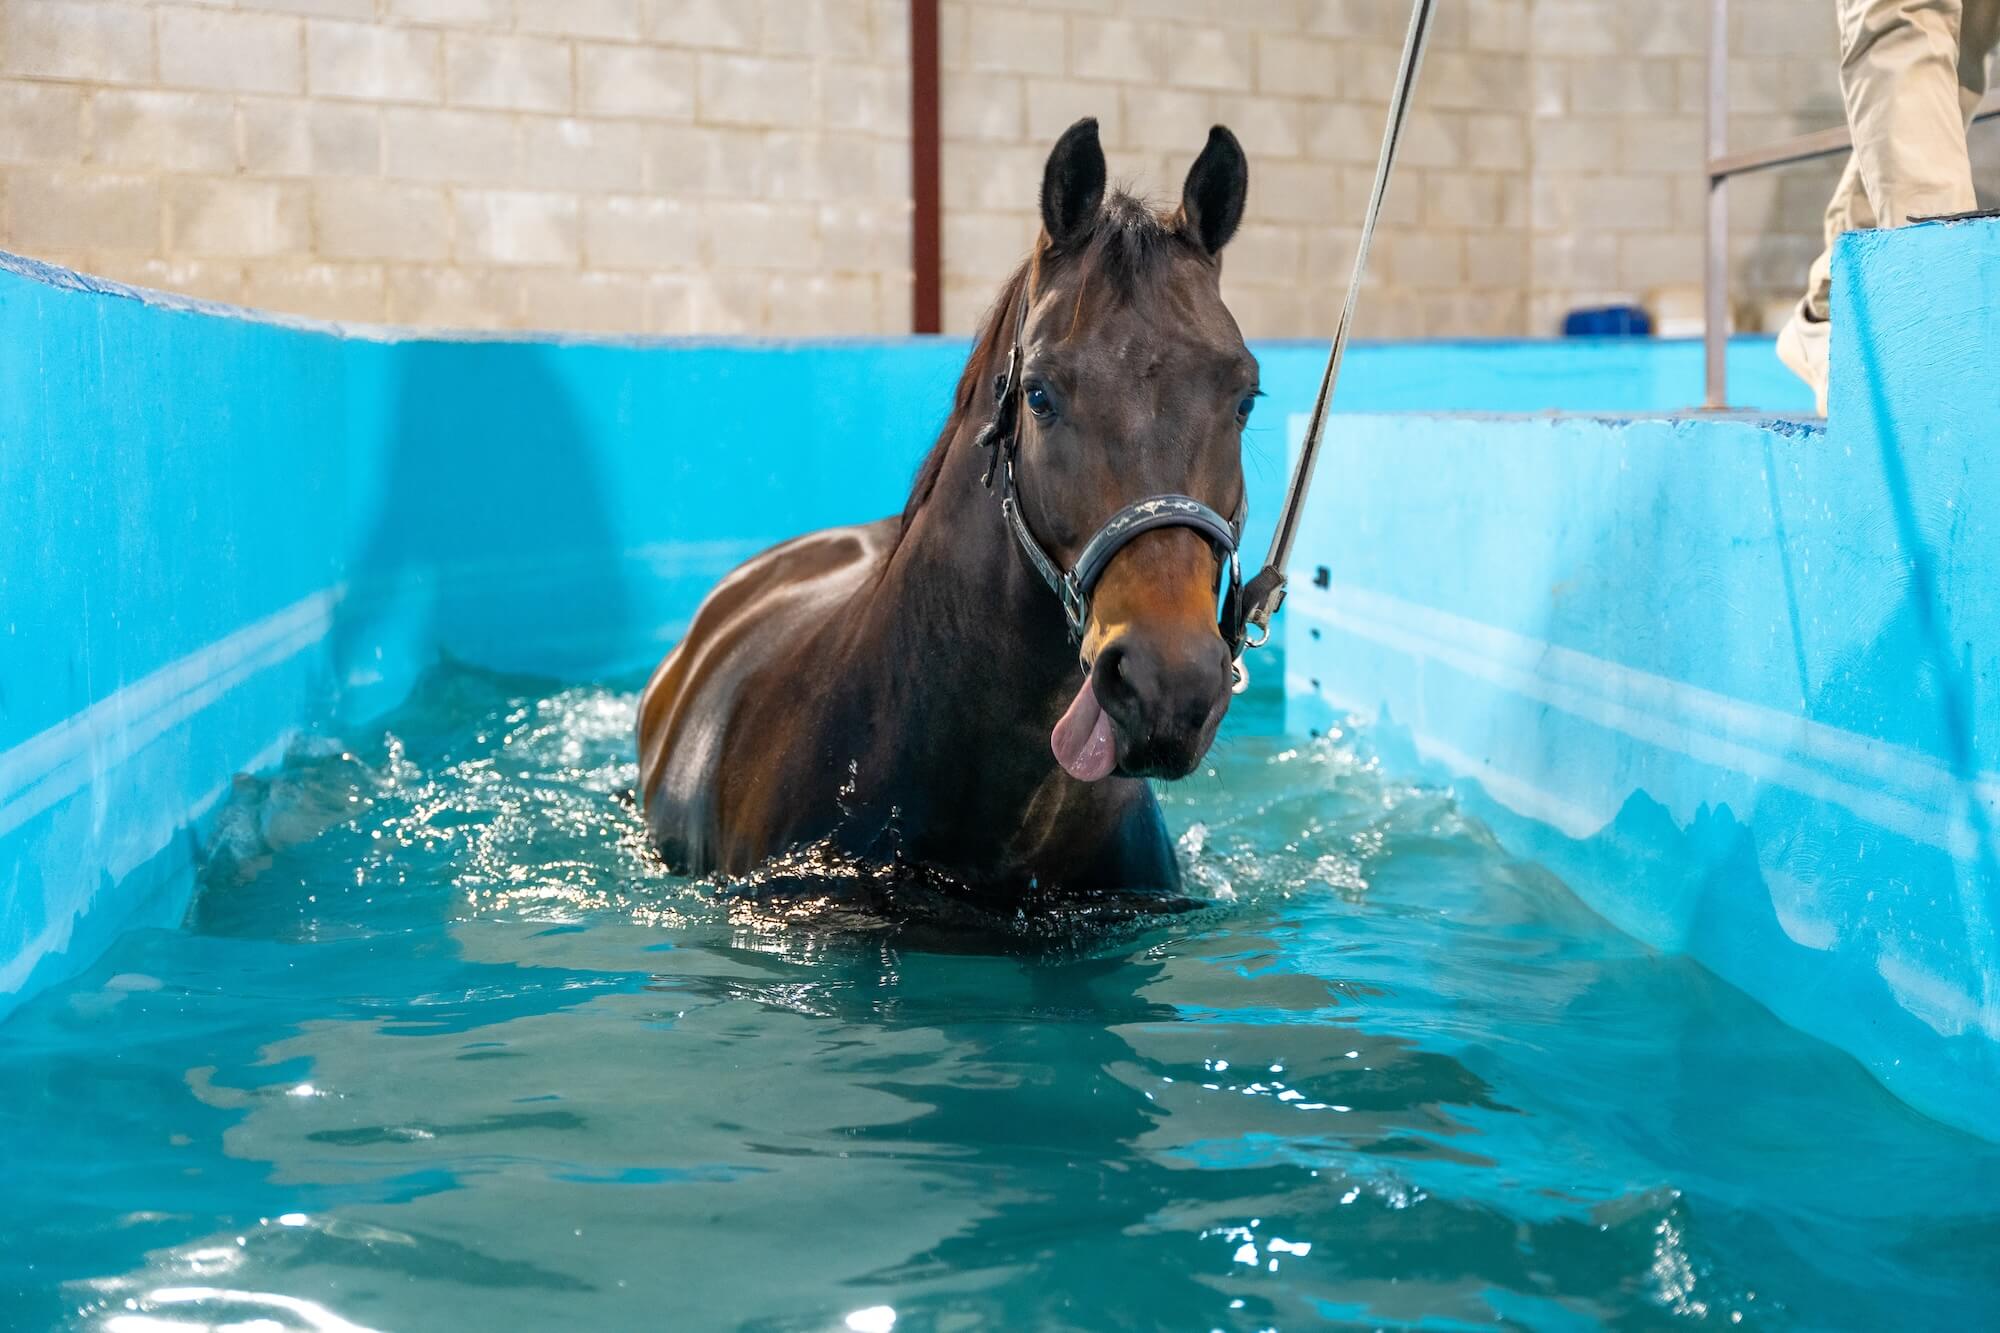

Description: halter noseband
[973,291,1250,661]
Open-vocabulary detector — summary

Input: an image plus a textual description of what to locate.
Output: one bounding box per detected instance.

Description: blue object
[1285,217,2000,1140]
[1562,304,1653,337]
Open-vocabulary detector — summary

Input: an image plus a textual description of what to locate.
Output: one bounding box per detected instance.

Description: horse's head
[1004,119,1254,783]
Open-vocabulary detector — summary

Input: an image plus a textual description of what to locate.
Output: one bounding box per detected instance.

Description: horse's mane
[897,191,1192,532]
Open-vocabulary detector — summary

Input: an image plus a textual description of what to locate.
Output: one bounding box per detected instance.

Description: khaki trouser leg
[1800,0,1998,320]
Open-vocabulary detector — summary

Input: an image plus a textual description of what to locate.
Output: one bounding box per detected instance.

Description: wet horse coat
[639,120,1257,894]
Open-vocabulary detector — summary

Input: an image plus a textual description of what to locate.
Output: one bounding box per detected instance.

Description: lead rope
[1236,0,1437,647]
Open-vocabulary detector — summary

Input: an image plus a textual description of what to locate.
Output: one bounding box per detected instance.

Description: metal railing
[1703,0,2000,409]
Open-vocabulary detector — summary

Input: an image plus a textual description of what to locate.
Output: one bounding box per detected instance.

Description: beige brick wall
[0,0,913,332]
[0,0,1955,337]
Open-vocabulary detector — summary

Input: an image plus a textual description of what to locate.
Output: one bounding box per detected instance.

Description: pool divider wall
[0,247,1809,1025]
[1283,217,2000,1140]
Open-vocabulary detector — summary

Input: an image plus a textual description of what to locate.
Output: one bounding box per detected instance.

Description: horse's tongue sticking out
[1052,678,1117,782]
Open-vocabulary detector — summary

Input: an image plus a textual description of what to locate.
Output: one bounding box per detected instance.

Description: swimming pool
[6,662,1997,1330]
[6,236,1997,1328]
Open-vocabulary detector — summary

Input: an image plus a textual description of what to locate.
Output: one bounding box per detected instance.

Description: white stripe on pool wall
[0,588,341,840]
[1299,582,2000,861]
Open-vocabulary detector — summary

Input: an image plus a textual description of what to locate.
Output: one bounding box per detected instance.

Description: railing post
[1704,0,1730,409]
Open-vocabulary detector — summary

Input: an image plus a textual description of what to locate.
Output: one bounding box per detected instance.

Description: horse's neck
[852,421,1091,855]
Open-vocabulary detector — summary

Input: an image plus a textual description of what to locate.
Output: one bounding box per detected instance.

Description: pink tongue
[1052,678,1117,782]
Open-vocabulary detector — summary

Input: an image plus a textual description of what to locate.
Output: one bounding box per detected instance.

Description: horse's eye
[1025,383,1054,419]
[1237,394,1257,422]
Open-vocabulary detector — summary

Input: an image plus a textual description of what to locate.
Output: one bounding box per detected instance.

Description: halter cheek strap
[975,291,1251,659]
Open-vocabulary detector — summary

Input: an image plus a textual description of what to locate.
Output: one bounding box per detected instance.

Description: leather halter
[972,291,1249,659]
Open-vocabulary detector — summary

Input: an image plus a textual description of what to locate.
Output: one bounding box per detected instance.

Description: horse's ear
[1179,125,1248,256]
[1040,117,1105,251]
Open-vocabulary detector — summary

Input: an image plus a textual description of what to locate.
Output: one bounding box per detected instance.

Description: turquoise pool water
[3,665,1997,1331]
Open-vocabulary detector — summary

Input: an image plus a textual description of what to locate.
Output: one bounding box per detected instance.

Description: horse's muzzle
[1089,630,1232,779]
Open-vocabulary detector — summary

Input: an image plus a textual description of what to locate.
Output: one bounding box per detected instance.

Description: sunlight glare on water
[2,663,1998,1330]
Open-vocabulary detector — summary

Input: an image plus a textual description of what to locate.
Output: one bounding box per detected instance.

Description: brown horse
[638,118,1257,897]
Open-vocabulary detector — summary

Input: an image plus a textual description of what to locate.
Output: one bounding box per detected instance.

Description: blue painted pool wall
[0,248,1809,1026]
[1283,218,2000,1139]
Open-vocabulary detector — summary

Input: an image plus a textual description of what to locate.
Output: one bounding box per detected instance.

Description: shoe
[1776,302,1830,417]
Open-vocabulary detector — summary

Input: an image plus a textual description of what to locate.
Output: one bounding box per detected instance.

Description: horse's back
[638,518,896,872]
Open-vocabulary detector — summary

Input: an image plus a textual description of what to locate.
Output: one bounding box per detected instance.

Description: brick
[1386,232,1463,289]
[763,272,878,335]
[942,71,1022,143]
[1627,0,1704,57]
[92,255,245,304]
[1531,231,1620,289]
[1209,93,1303,159]
[242,261,386,322]
[1255,33,1337,97]
[89,90,235,173]
[699,55,816,128]
[158,8,302,95]
[518,270,646,333]
[1465,114,1526,171]
[315,180,449,260]
[1166,26,1252,92]
[941,141,1039,211]
[577,44,697,120]
[818,199,907,271]
[870,0,908,63]
[1618,232,1702,291]
[660,270,768,333]
[1533,119,1623,172]
[821,62,906,136]
[583,194,700,267]
[239,97,380,176]
[1069,18,1165,83]
[388,0,512,26]
[762,131,889,202]
[447,35,572,113]
[644,123,765,195]
[875,270,912,334]
[967,8,1065,75]
[1734,0,1837,57]
[1570,57,1680,117]
[1302,101,1384,164]
[1119,86,1209,153]
[518,0,642,41]
[1468,0,1528,52]
[0,83,84,166]
[7,170,159,252]
[1225,220,1301,281]
[308,21,440,102]
[521,118,645,193]
[166,177,308,257]
[455,189,579,265]
[1619,115,1704,171]
[1,2,154,84]
[1425,171,1502,228]
[702,198,817,269]
[1303,0,1408,43]
[646,0,758,49]
[1254,160,1339,224]
[1529,0,1619,55]
[1395,111,1464,169]
[382,107,518,185]
[761,0,873,59]
[1464,232,1526,288]
[1026,78,1121,148]
[385,264,516,327]
[255,0,374,16]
